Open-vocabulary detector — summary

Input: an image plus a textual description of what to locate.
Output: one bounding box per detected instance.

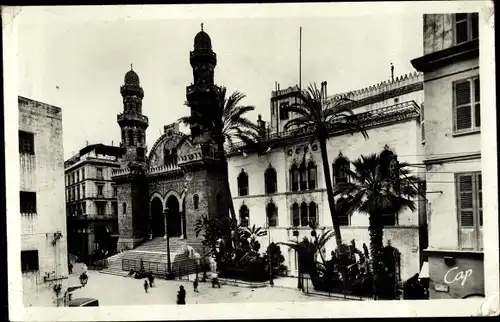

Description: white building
[19,96,69,307]
[227,72,426,282]
[411,13,483,299]
[65,144,124,261]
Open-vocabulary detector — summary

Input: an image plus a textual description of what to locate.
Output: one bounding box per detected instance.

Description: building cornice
[65,158,121,172]
[423,152,481,165]
[423,247,484,258]
[411,39,479,73]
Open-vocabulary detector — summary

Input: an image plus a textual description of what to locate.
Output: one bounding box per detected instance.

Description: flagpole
[299,26,302,91]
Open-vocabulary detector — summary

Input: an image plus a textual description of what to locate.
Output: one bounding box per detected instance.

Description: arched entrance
[151,197,165,237]
[166,196,182,237]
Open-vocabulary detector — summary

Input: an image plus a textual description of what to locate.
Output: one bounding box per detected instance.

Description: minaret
[118,65,149,164]
[186,23,219,143]
[114,65,150,251]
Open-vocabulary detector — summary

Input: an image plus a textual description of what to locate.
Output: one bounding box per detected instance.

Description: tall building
[227,74,426,281]
[64,144,124,261]
[411,13,483,299]
[19,96,69,307]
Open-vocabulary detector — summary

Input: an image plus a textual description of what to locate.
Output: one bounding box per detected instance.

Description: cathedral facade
[112,28,227,252]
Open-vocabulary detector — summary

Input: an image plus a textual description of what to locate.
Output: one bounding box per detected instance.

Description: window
[97,184,104,197]
[382,213,397,226]
[122,202,127,215]
[279,103,289,120]
[76,171,80,182]
[300,202,308,227]
[19,131,35,155]
[307,161,317,190]
[290,164,299,192]
[164,148,171,166]
[137,147,146,161]
[172,148,178,165]
[264,167,277,194]
[113,186,117,197]
[112,202,117,216]
[455,13,479,45]
[137,131,143,144]
[420,103,426,144]
[20,191,36,214]
[333,156,350,185]
[96,168,104,180]
[309,202,317,226]
[82,168,85,180]
[266,203,278,227]
[292,203,300,227]
[456,172,483,250]
[127,130,134,146]
[72,172,75,184]
[239,205,249,227]
[299,162,308,191]
[96,202,105,216]
[237,170,249,196]
[193,195,199,210]
[454,77,480,133]
[76,186,80,200]
[21,250,39,272]
[336,198,350,226]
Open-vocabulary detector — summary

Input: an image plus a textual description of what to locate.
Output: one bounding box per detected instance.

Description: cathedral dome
[194,30,212,50]
[124,69,140,85]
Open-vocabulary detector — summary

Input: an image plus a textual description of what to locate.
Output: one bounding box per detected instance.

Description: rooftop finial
[390,63,394,82]
[201,22,204,31]
[130,63,133,71]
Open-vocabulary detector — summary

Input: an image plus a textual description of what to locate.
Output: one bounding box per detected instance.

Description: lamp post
[66,272,89,303]
[264,222,274,287]
[164,207,173,280]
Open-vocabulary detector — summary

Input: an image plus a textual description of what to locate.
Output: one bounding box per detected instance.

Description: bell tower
[114,66,150,251]
[186,23,219,144]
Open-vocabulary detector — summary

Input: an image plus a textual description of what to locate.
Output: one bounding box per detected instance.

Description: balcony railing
[227,100,420,153]
[117,113,149,124]
[149,163,182,175]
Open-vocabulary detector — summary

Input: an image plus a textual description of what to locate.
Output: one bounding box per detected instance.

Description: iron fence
[301,276,374,301]
[122,257,207,281]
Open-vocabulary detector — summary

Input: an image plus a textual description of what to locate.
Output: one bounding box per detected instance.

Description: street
[68,270,341,305]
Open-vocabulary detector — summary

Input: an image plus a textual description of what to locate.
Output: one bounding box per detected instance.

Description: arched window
[172,148,178,165]
[290,164,299,192]
[300,202,308,227]
[127,130,134,146]
[266,202,278,227]
[333,156,350,185]
[379,147,396,180]
[264,167,277,194]
[193,195,199,210]
[292,203,300,227]
[137,131,143,145]
[307,161,317,190]
[239,205,249,227]
[237,170,249,196]
[299,162,308,191]
[164,148,171,166]
[309,202,317,226]
[122,202,127,215]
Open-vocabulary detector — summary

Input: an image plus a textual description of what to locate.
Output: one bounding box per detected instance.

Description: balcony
[117,113,149,126]
[227,100,420,153]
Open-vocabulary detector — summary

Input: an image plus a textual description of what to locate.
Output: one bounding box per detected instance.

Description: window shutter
[457,174,476,249]
[455,81,472,131]
[474,78,480,127]
[477,173,483,250]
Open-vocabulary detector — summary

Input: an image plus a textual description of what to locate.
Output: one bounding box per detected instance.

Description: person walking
[177,285,186,304]
[193,278,199,293]
[211,272,221,288]
[68,262,73,274]
[147,273,154,288]
[144,280,149,293]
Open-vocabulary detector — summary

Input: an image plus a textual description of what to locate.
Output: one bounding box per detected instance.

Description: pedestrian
[147,273,154,288]
[177,285,186,304]
[193,278,199,292]
[68,262,73,274]
[144,279,149,293]
[211,273,221,288]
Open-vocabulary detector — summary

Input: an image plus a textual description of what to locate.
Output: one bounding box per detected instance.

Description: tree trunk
[369,210,384,300]
[218,142,241,249]
[318,138,348,291]
[318,138,343,250]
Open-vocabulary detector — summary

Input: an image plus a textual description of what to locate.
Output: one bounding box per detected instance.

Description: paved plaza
[68,271,341,305]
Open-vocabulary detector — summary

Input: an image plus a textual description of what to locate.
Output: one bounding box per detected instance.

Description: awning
[419,261,429,279]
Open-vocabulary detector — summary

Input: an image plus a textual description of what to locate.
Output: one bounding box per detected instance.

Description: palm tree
[239,224,266,253]
[180,86,260,249]
[333,152,421,298]
[283,83,368,256]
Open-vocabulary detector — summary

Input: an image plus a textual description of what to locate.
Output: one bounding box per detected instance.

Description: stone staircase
[100,237,207,278]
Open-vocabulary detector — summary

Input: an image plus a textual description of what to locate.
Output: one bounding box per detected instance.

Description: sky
[17,7,423,160]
